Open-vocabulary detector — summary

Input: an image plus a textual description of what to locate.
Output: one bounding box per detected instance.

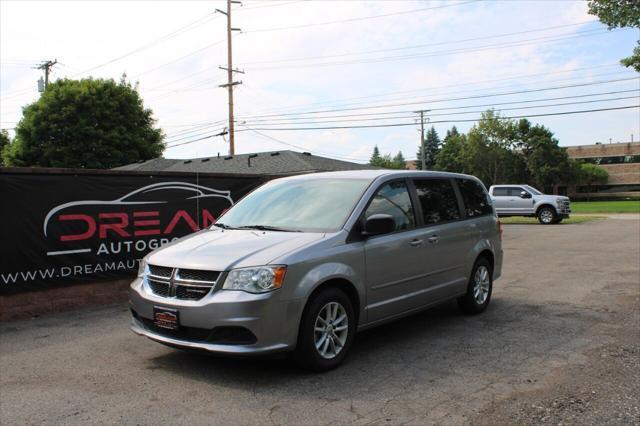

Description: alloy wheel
[473,265,490,304]
[540,209,554,223]
[314,301,349,359]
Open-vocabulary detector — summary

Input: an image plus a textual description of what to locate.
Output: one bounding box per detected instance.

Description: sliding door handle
[409,239,423,247]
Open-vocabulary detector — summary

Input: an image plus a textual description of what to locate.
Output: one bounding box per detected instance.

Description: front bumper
[129,278,303,355]
[557,202,571,217]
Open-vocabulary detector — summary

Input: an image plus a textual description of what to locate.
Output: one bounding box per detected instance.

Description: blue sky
[1,0,638,163]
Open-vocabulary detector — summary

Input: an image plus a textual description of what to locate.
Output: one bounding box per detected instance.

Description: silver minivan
[130,170,503,371]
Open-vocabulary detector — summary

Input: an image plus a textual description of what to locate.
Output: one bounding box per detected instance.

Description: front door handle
[409,239,423,247]
[427,235,439,244]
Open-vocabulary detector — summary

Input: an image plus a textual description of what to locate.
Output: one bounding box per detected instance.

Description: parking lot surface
[1,217,639,425]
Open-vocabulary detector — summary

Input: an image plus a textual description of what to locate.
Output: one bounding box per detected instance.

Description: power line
[244,28,618,71]
[165,127,228,144]
[242,89,640,124]
[72,13,218,77]
[0,12,219,100]
[164,124,228,142]
[244,95,639,127]
[240,125,370,161]
[164,129,228,149]
[132,38,228,78]
[145,77,227,102]
[237,76,639,119]
[236,105,639,131]
[241,20,597,65]
[237,63,623,116]
[164,119,227,136]
[143,66,220,91]
[240,0,305,11]
[245,0,478,33]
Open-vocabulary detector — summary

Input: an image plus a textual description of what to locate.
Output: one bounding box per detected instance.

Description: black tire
[293,287,356,372]
[458,257,493,314]
[537,206,557,225]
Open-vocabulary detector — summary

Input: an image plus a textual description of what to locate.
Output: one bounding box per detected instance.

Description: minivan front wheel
[458,257,493,314]
[294,287,355,372]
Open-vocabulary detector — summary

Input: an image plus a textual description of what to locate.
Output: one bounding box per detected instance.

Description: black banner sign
[0,171,266,294]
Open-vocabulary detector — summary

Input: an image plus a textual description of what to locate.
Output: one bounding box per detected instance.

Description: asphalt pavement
[1,216,638,425]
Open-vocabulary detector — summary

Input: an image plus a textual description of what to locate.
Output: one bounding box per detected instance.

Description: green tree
[467,110,521,186]
[588,0,640,71]
[0,130,9,167]
[369,146,406,169]
[435,132,468,173]
[515,119,578,189]
[4,77,164,168]
[415,126,440,170]
[392,151,406,169]
[578,162,609,200]
[369,145,382,166]
[443,125,460,143]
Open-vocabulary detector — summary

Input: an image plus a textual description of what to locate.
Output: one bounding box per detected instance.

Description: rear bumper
[129,278,304,355]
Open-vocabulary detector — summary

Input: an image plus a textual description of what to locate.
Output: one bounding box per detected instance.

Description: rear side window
[492,187,509,196]
[457,178,493,217]
[414,179,461,225]
[365,181,415,231]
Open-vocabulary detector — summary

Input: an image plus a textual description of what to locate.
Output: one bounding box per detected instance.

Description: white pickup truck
[489,184,571,224]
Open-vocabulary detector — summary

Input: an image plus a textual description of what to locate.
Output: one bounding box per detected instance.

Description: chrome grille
[148,264,172,278]
[145,265,219,301]
[148,278,170,297]
[176,269,220,282]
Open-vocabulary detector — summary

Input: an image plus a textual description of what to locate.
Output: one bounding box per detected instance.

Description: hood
[146,228,325,271]
[538,194,570,202]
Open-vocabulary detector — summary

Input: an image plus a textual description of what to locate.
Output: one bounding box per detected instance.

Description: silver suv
[130,170,503,371]
[489,184,571,224]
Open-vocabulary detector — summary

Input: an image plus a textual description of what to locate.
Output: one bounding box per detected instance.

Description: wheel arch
[476,249,494,272]
[536,203,557,215]
[305,278,362,326]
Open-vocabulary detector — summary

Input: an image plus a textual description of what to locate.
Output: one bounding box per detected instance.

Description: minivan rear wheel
[294,287,355,372]
[458,257,493,314]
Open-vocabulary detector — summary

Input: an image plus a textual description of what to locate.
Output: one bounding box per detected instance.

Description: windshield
[216,178,371,232]
[524,185,542,195]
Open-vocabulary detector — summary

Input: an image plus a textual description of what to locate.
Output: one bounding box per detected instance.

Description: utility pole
[36,59,58,90]
[217,0,243,156]
[415,109,430,170]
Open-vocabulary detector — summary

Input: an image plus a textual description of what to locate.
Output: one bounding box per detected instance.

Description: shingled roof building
[115,150,372,175]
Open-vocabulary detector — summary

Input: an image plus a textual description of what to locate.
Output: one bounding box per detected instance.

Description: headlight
[222,266,287,293]
[137,258,148,278]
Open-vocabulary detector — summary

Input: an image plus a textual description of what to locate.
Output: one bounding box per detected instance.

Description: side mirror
[363,214,396,236]
[520,191,531,199]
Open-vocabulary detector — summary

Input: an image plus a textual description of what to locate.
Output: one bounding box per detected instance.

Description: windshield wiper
[212,222,237,230]
[238,225,302,232]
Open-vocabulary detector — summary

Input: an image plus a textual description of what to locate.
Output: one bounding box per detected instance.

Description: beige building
[565,141,640,199]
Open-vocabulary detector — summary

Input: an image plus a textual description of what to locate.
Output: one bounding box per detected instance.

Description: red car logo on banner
[43,182,234,257]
